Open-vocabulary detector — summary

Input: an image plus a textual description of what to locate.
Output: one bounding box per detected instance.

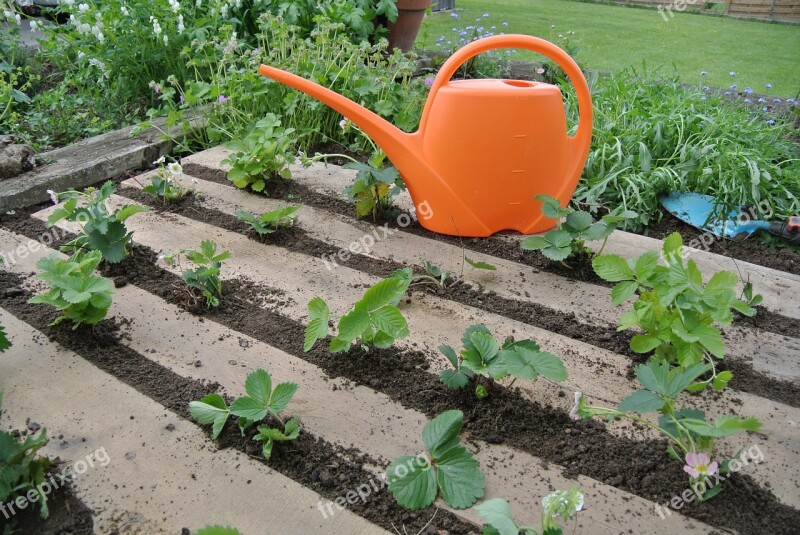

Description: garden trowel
[659,192,800,244]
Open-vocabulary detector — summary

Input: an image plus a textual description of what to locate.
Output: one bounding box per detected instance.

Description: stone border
[0,115,203,213]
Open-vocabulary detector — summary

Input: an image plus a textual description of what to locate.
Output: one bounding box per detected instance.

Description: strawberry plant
[142,157,189,202]
[235,204,300,237]
[303,268,412,353]
[189,369,299,459]
[222,114,297,192]
[592,232,759,387]
[387,410,484,510]
[28,251,115,329]
[572,358,761,499]
[475,487,584,535]
[0,393,53,518]
[343,151,405,222]
[439,325,567,399]
[521,194,636,263]
[164,240,231,308]
[47,181,147,264]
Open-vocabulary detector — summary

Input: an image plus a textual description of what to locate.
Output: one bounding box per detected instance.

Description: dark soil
[0,270,473,535]
[0,476,93,534]
[12,239,787,535]
[111,188,800,409]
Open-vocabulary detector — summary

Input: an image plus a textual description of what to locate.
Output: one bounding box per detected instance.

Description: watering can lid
[445,79,555,91]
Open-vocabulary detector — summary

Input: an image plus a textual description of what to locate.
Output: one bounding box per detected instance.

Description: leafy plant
[235,204,300,236]
[572,358,761,498]
[189,368,299,459]
[343,152,405,221]
[304,268,412,353]
[439,325,567,398]
[592,232,759,384]
[141,157,188,202]
[47,181,147,264]
[422,261,453,288]
[0,322,10,353]
[222,114,297,192]
[475,487,585,535]
[521,194,636,263]
[164,240,231,308]
[0,392,53,518]
[28,251,115,329]
[387,409,484,510]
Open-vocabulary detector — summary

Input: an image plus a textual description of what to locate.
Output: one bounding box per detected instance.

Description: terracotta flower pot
[387,0,433,53]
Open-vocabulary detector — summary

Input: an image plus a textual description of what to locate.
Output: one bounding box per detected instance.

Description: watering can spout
[258,64,424,176]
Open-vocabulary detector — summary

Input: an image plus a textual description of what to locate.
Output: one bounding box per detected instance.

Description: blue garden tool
[659,192,800,244]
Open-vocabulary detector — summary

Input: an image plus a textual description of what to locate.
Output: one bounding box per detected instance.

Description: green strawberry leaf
[387,455,437,510]
[189,394,230,440]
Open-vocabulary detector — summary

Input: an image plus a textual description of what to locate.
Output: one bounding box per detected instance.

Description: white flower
[163,35,168,45]
[46,190,58,204]
[167,162,183,176]
[154,155,166,166]
[78,3,89,12]
[120,6,129,16]
[177,14,184,34]
[96,32,104,43]
[29,20,39,32]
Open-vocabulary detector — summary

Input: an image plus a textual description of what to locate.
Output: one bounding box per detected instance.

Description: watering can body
[259,35,593,237]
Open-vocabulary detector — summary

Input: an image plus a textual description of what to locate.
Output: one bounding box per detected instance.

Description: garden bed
[0,147,798,534]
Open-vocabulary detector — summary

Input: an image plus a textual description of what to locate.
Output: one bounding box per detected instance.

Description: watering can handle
[421,34,593,191]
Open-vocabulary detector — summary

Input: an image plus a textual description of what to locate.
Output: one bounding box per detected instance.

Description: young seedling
[440,325,567,399]
[47,181,147,263]
[474,487,585,535]
[572,358,761,499]
[141,157,190,202]
[28,251,115,329]
[521,194,636,264]
[306,120,406,221]
[304,268,412,353]
[235,204,300,237]
[189,369,299,459]
[387,410,484,510]
[223,114,297,192]
[593,232,759,387]
[164,240,231,308]
[0,392,53,518]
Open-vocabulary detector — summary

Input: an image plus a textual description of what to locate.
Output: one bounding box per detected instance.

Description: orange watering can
[259,34,593,237]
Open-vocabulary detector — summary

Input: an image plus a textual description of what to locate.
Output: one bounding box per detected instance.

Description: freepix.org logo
[1,446,111,520]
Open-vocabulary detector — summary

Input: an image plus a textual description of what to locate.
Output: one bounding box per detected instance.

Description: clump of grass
[570,68,799,228]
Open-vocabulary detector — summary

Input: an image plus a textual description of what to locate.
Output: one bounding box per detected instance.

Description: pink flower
[683,452,718,479]
[424,76,434,88]
[536,67,545,74]
[217,95,228,104]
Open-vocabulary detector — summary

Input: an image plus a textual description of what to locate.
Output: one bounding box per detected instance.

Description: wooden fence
[606,0,800,22]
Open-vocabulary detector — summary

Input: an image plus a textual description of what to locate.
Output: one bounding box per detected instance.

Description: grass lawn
[420,0,800,96]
